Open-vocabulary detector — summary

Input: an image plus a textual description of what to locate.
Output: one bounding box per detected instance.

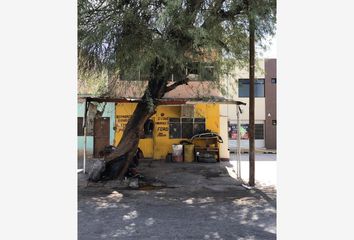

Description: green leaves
[78,0,276,95]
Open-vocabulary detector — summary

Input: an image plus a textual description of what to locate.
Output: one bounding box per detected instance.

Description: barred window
[193,118,206,135]
[169,118,181,139]
[255,124,264,139]
[169,118,206,139]
[181,118,193,138]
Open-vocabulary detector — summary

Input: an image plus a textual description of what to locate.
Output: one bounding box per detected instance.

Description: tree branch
[165,77,190,93]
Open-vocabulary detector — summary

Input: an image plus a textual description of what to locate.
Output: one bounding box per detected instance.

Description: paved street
[78,156,276,240]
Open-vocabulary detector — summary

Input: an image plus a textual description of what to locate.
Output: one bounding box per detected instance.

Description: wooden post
[248,1,256,186]
[83,99,89,174]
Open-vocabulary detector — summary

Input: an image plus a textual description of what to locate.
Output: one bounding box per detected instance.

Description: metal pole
[236,106,241,179]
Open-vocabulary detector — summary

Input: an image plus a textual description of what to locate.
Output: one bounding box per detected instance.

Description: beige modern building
[220,58,277,152]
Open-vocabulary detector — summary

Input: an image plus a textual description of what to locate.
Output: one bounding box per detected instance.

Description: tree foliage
[78,0,276,95]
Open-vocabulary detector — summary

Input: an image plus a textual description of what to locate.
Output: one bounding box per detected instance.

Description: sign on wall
[155,115,169,137]
[115,115,130,132]
[115,113,170,137]
[228,124,248,140]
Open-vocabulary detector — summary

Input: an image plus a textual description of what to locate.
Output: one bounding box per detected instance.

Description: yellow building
[80,81,245,161]
[114,101,231,160]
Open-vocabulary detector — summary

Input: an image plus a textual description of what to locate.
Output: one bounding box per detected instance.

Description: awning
[79,96,246,106]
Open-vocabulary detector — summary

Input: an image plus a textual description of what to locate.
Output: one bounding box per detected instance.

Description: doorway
[94,117,110,158]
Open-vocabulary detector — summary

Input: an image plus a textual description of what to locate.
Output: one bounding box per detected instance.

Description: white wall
[229,139,265,151]
[221,99,266,121]
[219,116,230,159]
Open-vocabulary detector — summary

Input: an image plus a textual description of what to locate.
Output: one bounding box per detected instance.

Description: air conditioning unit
[181,104,194,118]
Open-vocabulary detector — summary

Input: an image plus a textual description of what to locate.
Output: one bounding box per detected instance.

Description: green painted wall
[77,102,115,157]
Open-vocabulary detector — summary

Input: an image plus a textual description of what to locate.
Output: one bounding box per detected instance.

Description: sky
[258,35,277,58]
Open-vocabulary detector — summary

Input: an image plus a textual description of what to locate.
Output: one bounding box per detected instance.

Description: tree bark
[248,1,256,187]
[98,57,172,180]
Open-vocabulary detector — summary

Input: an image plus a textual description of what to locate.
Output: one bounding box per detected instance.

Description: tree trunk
[248,2,256,187]
[96,58,169,180]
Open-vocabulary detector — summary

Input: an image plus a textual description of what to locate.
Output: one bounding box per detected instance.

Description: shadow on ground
[78,160,276,240]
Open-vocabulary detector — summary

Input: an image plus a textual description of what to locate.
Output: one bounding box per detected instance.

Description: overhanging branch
[165,78,190,93]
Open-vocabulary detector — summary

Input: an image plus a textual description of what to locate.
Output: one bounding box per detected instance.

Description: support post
[83,128,87,174]
[83,99,89,174]
[248,1,256,186]
[236,106,241,180]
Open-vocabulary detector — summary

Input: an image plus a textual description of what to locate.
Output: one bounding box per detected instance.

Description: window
[255,124,264,139]
[187,62,199,75]
[78,117,84,136]
[271,78,276,84]
[238,79,265,97]
[169,118,181,139]
[193,118,206,135]
[182,118,193,138]
[186,62,216,81]
[200,63,215,80]
[169,118,206,139]
[272,120,277,126]
[228,123,264,140]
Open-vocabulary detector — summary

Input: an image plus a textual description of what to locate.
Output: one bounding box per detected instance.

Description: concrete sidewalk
[229,153,277,187]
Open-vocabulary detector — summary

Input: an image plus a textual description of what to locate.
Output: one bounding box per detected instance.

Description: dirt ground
[78,159,276,240]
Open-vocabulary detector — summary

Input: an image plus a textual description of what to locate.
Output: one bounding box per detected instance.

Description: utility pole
[248,0,256,186]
